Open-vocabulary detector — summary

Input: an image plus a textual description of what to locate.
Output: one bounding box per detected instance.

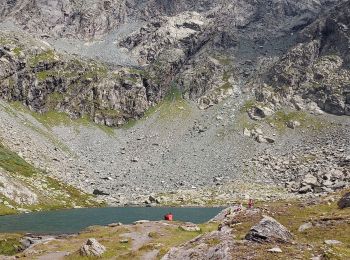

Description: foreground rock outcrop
[80,238,106,257]
[338,192,350,209]
[245,216,293,243]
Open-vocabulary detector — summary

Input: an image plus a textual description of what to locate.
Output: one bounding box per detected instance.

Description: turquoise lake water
[0,207,223,234]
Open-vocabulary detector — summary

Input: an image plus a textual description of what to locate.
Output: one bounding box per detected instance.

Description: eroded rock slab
[79,238,106,257]
[245,216,293,243]
[338,192,350,209]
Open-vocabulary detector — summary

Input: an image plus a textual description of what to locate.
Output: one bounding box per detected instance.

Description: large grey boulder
[248,106,274,120]
[245,216,293,243]
[80,238,106,257]
[338,192,350,209]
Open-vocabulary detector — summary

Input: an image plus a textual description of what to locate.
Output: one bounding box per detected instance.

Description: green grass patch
[0,139,99,213]
[220,82,233,91]
[29,50,56,66]
[222,71,231,82]
[47,92,64,109]
[0,235,22,256]
[0,142,37,177]
[12,47,22,57]
[121,118,138,129]
[240,99,258,112]
[156,223,218,258]
[45,176,99,208]
[122,85,191,129]
[36,70,59,81]
[266,110,327,132]
[0,37,13,45]
[10,102,115,138]
[82,64,108,80]
[0,203,18,216]
[157,86,191,120]
[96,109,121,117]
[215,56,232,66]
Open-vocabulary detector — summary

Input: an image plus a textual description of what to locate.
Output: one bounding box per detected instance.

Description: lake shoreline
[0,207,224,235]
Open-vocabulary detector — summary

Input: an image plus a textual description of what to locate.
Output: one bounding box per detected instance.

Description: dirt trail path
[37,251,68,260]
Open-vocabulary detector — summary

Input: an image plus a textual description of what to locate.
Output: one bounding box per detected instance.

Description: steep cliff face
[0,32,161,126]
[0,0,349,128]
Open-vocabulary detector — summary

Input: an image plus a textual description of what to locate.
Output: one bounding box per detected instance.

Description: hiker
[225,207,232,217]
[248,199,254,209]
[164,212,173,221]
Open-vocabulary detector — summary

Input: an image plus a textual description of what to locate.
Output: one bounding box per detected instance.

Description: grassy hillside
[0,142,101,215]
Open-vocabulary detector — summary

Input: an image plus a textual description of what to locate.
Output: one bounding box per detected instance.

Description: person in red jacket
[248,199,254,209]
[164,212,173,221]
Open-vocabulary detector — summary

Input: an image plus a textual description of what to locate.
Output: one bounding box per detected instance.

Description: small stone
[322,180,333,187]
[298,222,313,232]
[265,137,275,144]
[93,189,109,196]
[331,181,346,190]
[303,174,319,187]
[267,247,282,253]
[179,223,201,232]
[243,128,251,137]
[134,220,150,225]
[149,195,160,204]
[108,222,123,227]
[298,185,312,194]
[324,240,342,245]
[255,135,267,143]
[286,120,301,129]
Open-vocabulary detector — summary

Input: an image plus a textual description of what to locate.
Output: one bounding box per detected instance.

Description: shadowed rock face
[338,192,350,209]
[255,0,350,116]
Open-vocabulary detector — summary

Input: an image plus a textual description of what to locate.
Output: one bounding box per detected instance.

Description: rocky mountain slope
[0,0,349,210]
[0,0,126,39]
[253,0,350,116]
[0,134,99,214]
